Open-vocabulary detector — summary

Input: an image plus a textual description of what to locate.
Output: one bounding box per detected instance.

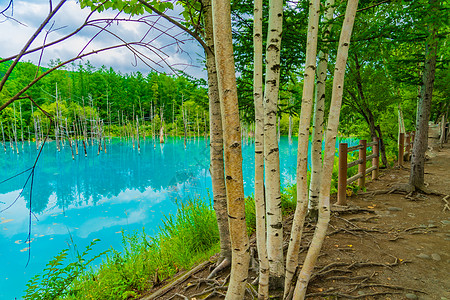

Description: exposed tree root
[405,192,428,201]
[167,293,189,300]
[331,206,377,214]
[347,215,378,223]
[403,225,438,234]
[303,257,421,299]
[347,283,426,294]
[141,261,211,300]
[306,290,402,298]
[360,183,445,200]
[190,286,227,298]
[442,195,450,212]
[183,276,220,293]
[408,184,445,196]
[324,274,372,281]
[167,274,232,300]
[328,226,386,236]
[310,257,405,283]
[207,257,230,279]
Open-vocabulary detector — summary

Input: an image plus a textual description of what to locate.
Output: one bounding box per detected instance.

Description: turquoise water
[0,136,357,299]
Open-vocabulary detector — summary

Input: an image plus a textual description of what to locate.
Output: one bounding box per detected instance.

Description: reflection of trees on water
[0,138,211,214]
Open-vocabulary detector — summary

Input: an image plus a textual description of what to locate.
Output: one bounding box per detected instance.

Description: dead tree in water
[1,121,6,152]
[136,116,141,151]
[65,118,75,160]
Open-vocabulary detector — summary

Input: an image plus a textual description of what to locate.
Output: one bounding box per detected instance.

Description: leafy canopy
[79,0,174,15]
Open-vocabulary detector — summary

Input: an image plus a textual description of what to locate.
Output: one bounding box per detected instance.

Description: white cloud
[0,183,173,240]
[0,0,206,78]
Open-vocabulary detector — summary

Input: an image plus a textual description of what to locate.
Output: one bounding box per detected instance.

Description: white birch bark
[263,0,285,288]
[203,0,231,265]
[284,0,321,295]
[212,0,250,298]
[293,1,359,298]
[308,0,336,220]
[254,0,269,297]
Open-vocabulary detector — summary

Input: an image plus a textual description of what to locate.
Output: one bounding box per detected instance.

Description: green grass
[24,198,219,300]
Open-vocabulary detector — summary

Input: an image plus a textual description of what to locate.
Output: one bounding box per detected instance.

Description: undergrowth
[23,239,107,300]
[24,198,219,300]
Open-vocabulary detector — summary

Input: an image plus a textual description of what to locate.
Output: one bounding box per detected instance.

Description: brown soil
[141,135,450,300]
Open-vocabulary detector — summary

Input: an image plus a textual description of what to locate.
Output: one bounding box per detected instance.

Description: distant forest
[0,59,209,140]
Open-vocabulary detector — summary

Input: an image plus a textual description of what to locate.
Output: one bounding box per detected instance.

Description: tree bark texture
[212,0,250,298]
[284,0,321,296]
[293,1,359,298]
[308,0,335,221]
[204,0,231,263]
[263,0,285,288]
[409,2,438,190]
[253,0,269,297]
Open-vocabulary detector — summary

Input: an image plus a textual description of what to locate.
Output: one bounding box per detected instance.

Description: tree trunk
[203,0,231,266]
[284,0,321,296]
[409,2,438,190]
[353,53,388,167]
[212,0,250,298]
[293,1,359,298]
[253,0,269,297]
[263,0,285,288]
[308,0,335,222]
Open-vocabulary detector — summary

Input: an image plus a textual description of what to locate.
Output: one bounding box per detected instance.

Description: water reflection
[1,138,211,214]
[0,136,356,299]
[0,138,214,300]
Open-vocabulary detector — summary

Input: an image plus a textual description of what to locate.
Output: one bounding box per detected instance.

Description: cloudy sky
[0,0,206,78]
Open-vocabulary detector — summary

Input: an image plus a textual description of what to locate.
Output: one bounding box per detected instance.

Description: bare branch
[0,0,13,15]
[137,0,210,55]
[1,43,138,112]
[0,0,66,93]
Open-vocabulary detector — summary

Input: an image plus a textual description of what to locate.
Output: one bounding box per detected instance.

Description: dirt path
[310,141,450,299]
[141,139,450,300]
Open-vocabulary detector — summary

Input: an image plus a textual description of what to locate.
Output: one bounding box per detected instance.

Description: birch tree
[263,0,285,288]
[308,0,336,220]
[203,0,232,273]
[212,0,250,298]
[253,0,269,297]
[284,0,321,294]
[292,1,359,298]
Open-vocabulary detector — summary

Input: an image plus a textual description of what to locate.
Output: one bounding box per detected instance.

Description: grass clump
[23,239,107,300]
[245,196,256,235]
[26,198,219,300]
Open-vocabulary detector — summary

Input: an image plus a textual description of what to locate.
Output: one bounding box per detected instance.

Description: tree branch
[137,0,210,55]
[0,0,67,93]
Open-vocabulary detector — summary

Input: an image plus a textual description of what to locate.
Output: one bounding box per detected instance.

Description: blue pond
[0,136,357,299]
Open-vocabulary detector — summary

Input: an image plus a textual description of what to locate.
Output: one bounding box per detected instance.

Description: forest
[0,0,449,299]
[0,60,209,146]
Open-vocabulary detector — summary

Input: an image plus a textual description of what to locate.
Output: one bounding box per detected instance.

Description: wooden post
[410,131,415,149]
[398,132,404,165]
[337,143,348,206]
[358,140,367,189]
[372,137,379,180]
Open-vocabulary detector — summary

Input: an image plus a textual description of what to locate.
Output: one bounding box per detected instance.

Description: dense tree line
[0,60,209,140]
[231,0,449,167]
